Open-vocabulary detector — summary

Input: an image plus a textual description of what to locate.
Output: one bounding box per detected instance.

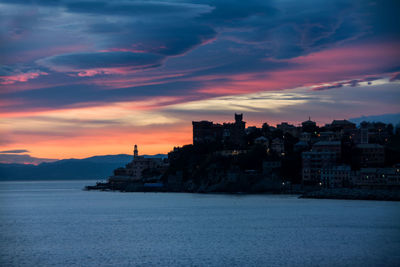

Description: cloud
[0,149,29,153]
[164,82,400,126]
[312,83,343,91]
[390,73,400,82]
[206,1,369,59]
[65,1,212,17]
[0,153,57,165]
[311,76,385,91]
[0,71,48,85]
[106,23,217,56]
[37,51,164,73]
[0,65,48,85]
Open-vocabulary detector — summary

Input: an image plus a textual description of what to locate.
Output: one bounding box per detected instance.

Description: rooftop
[313,141,341,146]
[331,119,355,125]
[356,144,384,148]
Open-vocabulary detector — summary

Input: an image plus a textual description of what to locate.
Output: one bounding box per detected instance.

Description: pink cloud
[390,72,400,82]
[194,42,400,95]
[312,83,343,91]
[0,71,48,85]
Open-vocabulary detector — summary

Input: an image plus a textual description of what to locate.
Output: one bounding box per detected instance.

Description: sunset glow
[1,0,399,162]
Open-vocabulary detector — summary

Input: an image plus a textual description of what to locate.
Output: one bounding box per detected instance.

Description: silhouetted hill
[350,113,400,125]
[0,154,167,181]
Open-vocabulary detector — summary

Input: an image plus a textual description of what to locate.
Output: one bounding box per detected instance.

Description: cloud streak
[0,149,29,153]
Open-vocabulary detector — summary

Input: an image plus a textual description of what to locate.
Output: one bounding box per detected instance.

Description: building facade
[302,151,338,185]
[353,167,400,189]
[110,145,164,181]
[192,113,246,147]
[320,165,352,188]
[355,144,385,167]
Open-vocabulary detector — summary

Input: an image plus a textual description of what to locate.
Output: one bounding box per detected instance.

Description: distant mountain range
[0,154,167,181]
[349,113,400,125]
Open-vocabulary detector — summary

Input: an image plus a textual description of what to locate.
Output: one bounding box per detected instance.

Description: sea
[0,180,399,267]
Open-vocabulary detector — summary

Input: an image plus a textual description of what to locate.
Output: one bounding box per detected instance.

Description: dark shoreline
[85,182,400,201]
[300,188,400,201]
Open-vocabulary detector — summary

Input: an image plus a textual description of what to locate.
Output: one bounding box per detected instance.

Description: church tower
[133,144,138,159]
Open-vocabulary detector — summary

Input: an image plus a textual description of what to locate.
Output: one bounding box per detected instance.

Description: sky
[0,0,399,162]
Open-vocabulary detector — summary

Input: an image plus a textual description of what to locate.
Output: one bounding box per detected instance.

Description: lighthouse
[133,144,138,159]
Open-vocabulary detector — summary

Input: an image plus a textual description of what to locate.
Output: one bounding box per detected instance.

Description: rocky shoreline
[300,188,400,201]
[85,182,400,201]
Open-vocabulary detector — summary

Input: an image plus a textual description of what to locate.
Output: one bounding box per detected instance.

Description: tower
[133,144,138,159]
[235,113,243,123]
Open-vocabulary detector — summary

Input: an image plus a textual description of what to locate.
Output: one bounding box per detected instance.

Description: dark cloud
[96,22,217,56]
[3,0,399,70]
[0,153,57,164]
[199,0,277,23]
[214,1,369,59]
[0,149,30,153]
[1,81,205,112]
[65,1,211,16]
[390,73,400,82]
[345,77,383,87]
[365,1,400,37]
[362,76,382,82]
[312,76,384,91]
[0,0,399,112]
[312,83,343,91]
[0,0,212,16]
[190,57,293,77]
[38,51,164,71]
[348,80,359,87]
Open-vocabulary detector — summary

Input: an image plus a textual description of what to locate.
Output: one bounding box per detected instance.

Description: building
[222,113,246,147]
[353,168,400,189]
[277,122,299,137]
[319,131,337,141]
[216,149,247,157]
[262,161,281,174]
[246,126,259,134]
[312,141,341,157]
[359,127,369,144]
[320,165,352,188]
[357,122,391,144]
[302,141,347,186]
[299,132,312,143]
[192,121,222,144]
[192,113,246,147]
[302,151,338,185]
[109,145,165,181]
[254,136,269,146]
[301,117,317,133]
[294,141,309,152]
[270,138,284,155]
[355,143,384,167]
[327,120,356,131]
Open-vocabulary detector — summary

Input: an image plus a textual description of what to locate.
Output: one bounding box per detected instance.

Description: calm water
[0,181,399,267]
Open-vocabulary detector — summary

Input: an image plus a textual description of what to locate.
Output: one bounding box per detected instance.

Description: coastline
[300,188,400,201]
[84,182,400,201]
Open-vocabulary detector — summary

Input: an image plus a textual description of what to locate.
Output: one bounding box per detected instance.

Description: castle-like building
[192,113,246,147]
